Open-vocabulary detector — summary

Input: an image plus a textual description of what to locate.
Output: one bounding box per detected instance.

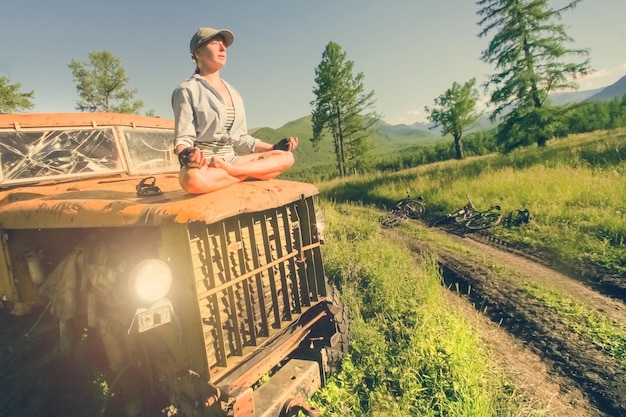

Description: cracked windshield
[0,128,120,184]
[0,128,177,185]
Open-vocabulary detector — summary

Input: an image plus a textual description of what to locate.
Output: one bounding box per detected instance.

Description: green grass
[307,127,626,415]
[311,202,552,416]
[318,128,626,277]
[523,282,626,366]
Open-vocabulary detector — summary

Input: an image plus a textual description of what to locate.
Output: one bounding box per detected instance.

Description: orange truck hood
[0,175,319,229]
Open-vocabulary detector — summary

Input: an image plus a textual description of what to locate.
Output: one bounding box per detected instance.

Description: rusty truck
[0,113,349,417]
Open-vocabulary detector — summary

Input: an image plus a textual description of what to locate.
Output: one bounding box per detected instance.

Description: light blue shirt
[172,74,259,161]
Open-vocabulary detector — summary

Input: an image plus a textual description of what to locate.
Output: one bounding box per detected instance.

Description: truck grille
[188,196,325,380]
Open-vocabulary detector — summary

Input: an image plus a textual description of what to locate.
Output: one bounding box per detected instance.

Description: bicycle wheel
[465,211,502,230]
[380,215,401,228]
[401,200,425,219]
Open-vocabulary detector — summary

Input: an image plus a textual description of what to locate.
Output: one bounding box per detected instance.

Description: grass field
[319,128,626,276]
[308,127,626,416]
[311,202,549,416]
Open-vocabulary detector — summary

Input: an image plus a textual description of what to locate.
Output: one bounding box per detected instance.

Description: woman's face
[193,35,227,73]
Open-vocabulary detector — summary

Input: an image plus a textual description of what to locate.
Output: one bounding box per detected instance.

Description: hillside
[251,116,439,147]
[548,87,603,106]
[588,74,626,101]
[549,75,626,104]
[246,75,626,177]
[316,127,626,417]
[251,75,626,137]
[250,116,446,175]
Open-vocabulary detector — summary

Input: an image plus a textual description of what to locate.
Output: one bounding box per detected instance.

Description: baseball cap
[190,27,235,53]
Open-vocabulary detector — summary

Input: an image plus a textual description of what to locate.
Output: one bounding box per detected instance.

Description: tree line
[373,95,626,176]
[2,0,621,179]
[308,0,600,176]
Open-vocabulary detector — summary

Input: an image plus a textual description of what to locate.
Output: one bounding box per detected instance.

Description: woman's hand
[272,137,299,151]
[177,146,206,168]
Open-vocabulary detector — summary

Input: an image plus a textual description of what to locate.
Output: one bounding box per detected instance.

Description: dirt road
[400,228,626,417]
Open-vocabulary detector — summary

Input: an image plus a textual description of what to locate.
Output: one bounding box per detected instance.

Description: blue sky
[1,0,625,128]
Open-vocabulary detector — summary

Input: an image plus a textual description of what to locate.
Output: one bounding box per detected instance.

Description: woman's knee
[280,151,295,169]
[179,169,203,193]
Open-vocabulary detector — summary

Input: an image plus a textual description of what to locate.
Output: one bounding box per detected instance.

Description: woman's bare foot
[208,156,231,171]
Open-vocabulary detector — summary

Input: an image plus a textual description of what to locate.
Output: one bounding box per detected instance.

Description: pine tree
[0,76,34,113]
[477,0,590,149]
[311,42,378,177]
[68,50,144,114]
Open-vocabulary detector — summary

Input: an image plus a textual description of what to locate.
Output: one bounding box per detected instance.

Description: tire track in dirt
[449,234,626,332]
[443,290,600,417]
[395,228,626,417]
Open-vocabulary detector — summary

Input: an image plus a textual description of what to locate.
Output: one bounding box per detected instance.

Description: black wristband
[272,138,290,151]
[178,147,194,167]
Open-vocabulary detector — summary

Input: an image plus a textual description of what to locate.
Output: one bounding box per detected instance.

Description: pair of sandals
[136,176,162,197]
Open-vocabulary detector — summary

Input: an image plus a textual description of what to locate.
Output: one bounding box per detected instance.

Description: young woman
[172,27,298,194]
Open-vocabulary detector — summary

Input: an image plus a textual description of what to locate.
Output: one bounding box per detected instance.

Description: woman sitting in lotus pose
[172,26,298,194]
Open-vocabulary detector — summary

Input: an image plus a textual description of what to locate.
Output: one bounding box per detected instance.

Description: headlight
[130,259,173,303]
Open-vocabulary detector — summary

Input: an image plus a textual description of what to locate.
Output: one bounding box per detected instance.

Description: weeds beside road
[320,128,626,296]
[313,202,625,416]
[313,128,626,416]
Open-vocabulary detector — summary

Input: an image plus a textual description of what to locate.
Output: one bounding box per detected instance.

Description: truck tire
[321,283,352,376]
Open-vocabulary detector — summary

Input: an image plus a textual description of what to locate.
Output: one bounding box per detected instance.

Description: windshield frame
[0,123,178,187]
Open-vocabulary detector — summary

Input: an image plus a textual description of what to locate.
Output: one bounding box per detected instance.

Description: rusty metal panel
[0,178,320,229]
[0,227,19,309]
[189,197,324,382]
[0,112,175,130]
[252,358,321,417]
[297,196,327,300]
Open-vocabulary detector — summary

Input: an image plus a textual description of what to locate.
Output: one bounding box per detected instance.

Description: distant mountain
[548,88,603,106]
[250,75,626,156]
[376,120,438,137]
[587,75,626,101]
[549,75,626,105]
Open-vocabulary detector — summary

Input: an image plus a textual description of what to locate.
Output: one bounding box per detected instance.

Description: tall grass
[312,202,550,416]
[318,128,626,276]
[523,282,626,366]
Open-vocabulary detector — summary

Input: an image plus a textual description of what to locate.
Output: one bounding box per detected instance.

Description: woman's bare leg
[209,151,294,180]
[178,150,294,194]
[179,165,245,194]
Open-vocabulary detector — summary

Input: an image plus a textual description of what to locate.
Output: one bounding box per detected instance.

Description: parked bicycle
[503,208,533,228]
[380,193,425,228]
[439,194,502,231]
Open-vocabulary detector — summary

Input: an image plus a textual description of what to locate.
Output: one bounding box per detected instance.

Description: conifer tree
[0,76,34,113]
[311,42,378,177]
[68,50,144,114]
[477,0,590,149]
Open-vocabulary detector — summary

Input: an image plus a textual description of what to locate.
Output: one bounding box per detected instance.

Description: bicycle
[503,208,533,228]
[380,193,425,228]
[439,194,502,231]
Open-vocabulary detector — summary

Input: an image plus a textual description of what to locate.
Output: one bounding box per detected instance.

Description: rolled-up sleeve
[172,87,196,150]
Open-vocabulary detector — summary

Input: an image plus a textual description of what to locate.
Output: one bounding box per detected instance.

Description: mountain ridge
[588,75,626,101]
[251,75,626,141]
